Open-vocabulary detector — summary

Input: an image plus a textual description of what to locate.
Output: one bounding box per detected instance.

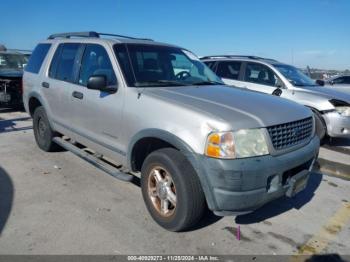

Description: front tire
[141,148,206,232]
[33,106,61,152]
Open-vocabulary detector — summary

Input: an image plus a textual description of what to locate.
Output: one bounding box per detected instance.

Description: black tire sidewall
[33,107,55,151]
[141,148,204,231]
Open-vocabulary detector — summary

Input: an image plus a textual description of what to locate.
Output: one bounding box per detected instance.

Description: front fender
[127,128,217,210]
[283,90,335,112]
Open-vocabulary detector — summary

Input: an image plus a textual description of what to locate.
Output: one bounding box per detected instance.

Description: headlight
[335,106,350,117]
[205,129,269,159]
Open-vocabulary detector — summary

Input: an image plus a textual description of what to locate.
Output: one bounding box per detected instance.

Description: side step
[53,137,133,182]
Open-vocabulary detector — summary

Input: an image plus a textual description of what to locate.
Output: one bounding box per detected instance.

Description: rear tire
[33,106,61,152]
[141,148,206,232]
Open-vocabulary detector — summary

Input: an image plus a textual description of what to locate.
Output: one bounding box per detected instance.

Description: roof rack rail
[48,31,99,39]
[200,55,277,61]
[98,33,153,41]
[47,31,153,41]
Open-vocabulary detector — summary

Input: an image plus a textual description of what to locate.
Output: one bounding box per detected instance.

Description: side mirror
[272,88,282,96]
[316,79,325,86]
[87,75,118,93]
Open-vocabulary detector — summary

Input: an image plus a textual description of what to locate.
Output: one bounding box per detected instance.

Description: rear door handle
[42,82,50,88]
[72,91,84,100]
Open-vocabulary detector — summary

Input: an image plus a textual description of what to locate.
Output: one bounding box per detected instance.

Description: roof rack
[47,31,153,41]
[200,55,277,62]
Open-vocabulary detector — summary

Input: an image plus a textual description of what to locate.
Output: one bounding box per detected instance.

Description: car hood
[0,69,23,78]
[144,85,312,130]
[295,85,350,103]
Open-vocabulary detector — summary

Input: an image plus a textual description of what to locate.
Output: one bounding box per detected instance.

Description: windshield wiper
[192,80,223,86]
[135,80,190,87]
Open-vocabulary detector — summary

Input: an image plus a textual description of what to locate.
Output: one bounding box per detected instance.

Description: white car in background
[201,55,350,140]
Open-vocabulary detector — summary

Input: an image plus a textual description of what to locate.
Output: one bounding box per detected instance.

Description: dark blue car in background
[0,44,30,108]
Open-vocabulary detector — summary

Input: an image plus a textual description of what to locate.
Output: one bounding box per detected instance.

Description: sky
[1,0,349,70]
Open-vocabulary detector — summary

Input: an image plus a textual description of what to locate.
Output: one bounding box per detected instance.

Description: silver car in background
[202,55,350,140]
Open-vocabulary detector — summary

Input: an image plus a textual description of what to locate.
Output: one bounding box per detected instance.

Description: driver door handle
[72,91,84,100]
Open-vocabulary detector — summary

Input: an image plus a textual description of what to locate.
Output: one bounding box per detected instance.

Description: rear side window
[217,61,242,80]
[48,44,63,78]
[244,62,279,87]
[51,43,81,83]
[25,44,51,74]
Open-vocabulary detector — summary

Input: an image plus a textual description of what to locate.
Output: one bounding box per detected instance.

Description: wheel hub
[147,167,177,217]
[157,182,168,200]
[38,118,46,137]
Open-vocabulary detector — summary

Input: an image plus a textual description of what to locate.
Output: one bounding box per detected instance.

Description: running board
[53,137,133,182]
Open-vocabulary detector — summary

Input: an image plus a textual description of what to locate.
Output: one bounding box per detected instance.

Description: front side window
[274,64,317,87]
[244,63,279,87]
[79,44,117,86]
[25,43,51,74]
[114,44,222,87]
[217,61,242,80]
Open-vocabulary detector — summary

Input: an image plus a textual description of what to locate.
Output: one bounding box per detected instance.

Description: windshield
[114,44,222,87]
[274,64,317,86]
[0,53,29,70]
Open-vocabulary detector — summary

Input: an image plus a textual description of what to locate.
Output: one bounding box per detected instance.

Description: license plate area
[286,170,310,197]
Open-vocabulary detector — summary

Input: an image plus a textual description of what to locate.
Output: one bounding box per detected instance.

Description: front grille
[267,117,313,150]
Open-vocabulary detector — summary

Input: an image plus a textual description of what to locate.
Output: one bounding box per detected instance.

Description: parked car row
[20,31,347,231]
[0,44,31,108]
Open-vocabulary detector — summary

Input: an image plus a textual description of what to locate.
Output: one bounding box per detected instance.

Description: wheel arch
[127,129,216,210]
[127,129,196,172]
[27,92,45,117]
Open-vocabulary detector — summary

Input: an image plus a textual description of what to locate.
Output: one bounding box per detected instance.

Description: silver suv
[23,32,319,231]
[201,55,350,140]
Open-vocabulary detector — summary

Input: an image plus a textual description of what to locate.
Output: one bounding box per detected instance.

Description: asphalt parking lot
[0,108,350,256]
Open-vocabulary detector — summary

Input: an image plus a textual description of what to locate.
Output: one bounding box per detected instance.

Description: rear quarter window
[25,43,51,74]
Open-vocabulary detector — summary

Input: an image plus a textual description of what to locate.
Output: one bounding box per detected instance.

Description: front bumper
[323,111,350,138]
[196,135,319,215]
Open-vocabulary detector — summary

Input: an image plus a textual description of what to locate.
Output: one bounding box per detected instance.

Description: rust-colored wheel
[141,148,206,232]
[147,166,177,217]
